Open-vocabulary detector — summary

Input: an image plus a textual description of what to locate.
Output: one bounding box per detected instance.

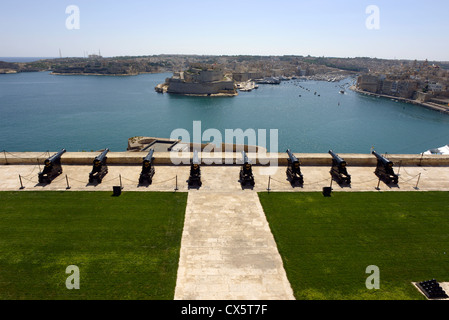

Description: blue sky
[1,0,448,60]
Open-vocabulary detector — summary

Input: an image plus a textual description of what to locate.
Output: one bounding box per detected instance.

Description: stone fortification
[155,64,238,96]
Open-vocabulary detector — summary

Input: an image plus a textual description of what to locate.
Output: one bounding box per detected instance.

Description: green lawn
[258,191,449,300]
[0,191,187,300]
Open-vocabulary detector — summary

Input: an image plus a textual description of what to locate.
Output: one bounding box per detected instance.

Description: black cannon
[239,151,255,188]
[89,148,109,183]
[329,150,351,184]
[38,149,66,184]
[139,148,155,185]
[286,149,304,185]
[372,150,398,184]
[187,150,202,189]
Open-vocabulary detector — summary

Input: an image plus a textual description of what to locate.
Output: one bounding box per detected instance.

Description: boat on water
[339,90,345,94]
[237,80,257,92]
[423,144,449,155]
[255,77,281,84]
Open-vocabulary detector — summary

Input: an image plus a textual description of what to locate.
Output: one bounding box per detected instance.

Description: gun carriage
[372,150,398,184]
[328,150,351,184]
[38,149,66,184]
[89,148,109,183]
[286,149,304,185]
[187,150,202,189]
[139,149,155,185]
[239,151,255,188]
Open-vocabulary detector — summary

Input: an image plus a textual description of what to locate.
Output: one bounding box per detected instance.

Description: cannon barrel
[192,150,200,165]
[39,148,66,183]
[46,149,66,164]
[94,148,109,162]
[89,149,109,183]
[328,150,346,165]
[329,150,350,184]
[241,151,250,164]
[143,148,154,163]
[239,151,254,188]
[188,150,202,189]
[286,149,299,163]
[139,148,155,185]
[372,150,392,166]
[372,150,397,184]
[285,149,303,185]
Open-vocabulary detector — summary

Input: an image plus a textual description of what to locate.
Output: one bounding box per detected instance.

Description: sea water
[1,71,449,154]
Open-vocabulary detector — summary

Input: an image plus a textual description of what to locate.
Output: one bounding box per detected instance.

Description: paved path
[174,191,295,300]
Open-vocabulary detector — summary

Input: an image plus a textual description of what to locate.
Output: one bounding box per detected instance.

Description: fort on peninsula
[155,63,237,96]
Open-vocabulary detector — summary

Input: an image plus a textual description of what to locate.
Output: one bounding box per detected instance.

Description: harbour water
[1,71,449,154]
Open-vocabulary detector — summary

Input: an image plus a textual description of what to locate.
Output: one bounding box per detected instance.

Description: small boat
[340,90,345,94]
[423,144,449,155]
[256,77,281,84]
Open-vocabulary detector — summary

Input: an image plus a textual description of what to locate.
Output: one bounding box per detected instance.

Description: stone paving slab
[174,191,295,300]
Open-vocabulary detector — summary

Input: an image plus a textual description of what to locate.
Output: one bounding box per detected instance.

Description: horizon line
[1,54,448,63]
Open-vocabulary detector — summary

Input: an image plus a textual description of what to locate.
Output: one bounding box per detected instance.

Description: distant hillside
[0,56,170,75]
[2,55,448,76]
[49,57,169,75]
[0,61,19,70]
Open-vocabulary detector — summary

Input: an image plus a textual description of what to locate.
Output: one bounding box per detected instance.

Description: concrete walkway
[174,191,295,300]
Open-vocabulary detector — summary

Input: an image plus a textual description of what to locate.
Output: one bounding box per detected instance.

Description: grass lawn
[0,191,187,300]
[258,191,449,300]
